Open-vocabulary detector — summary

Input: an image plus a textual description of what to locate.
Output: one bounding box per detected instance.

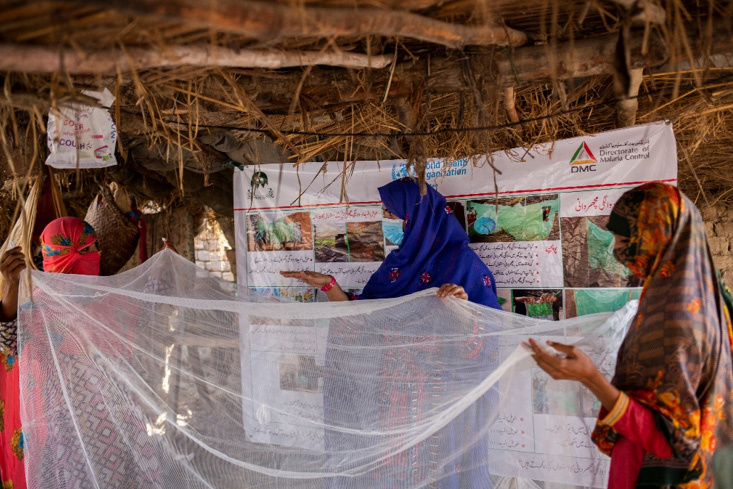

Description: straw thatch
[0,0,732,237]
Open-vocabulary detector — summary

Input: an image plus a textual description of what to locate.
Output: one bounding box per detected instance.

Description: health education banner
[233,121,677,483]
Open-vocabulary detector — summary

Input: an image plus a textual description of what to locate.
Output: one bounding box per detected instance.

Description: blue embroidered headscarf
[361,178,500,309]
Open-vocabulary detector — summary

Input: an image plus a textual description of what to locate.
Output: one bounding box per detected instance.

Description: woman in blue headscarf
[281,178,500,308]
[282,178,501,488]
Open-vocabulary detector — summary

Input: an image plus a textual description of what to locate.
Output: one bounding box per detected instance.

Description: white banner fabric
[232,121,678,486]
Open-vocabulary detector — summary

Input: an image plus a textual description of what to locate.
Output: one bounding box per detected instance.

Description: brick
[222,272,235,282]
[701,206,719,221]
[704,221,715,238]
[717,264,733,283]
[715,221,733,238]
[194,239,206,250]
[196,250,210,262]
[207,260,229,272]
[716,256,733,269]
[204,261,219,271]
[720,205,733,220]
[708,236,730,256]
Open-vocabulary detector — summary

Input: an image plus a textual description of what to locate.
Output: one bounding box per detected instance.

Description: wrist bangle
[320,276,336,292]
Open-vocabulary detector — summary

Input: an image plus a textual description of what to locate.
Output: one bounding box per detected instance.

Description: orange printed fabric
[592,183,733,487]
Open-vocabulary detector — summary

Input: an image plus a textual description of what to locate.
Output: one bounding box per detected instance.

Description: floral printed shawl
[592,183,733,488]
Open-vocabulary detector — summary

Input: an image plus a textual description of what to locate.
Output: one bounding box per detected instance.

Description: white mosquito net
[17,250,635,489]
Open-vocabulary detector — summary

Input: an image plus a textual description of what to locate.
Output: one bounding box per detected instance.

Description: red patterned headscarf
[40,217,100,275]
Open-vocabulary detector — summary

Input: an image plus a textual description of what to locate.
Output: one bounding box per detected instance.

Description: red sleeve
[598,392,674,459]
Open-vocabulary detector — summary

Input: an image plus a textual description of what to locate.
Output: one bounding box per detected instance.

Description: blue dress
[324,178,501,488]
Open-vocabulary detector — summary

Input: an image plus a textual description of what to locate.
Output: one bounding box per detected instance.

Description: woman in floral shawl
[528,182,733,488]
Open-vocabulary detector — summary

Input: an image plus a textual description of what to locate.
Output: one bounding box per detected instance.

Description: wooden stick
[493,31,666,87]
[91,0,528,48]
[503,87,523,136]
[616,67,644,127]
[0,43,393,74]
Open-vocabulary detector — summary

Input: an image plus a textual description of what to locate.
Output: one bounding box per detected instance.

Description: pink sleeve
[599,392,674,459]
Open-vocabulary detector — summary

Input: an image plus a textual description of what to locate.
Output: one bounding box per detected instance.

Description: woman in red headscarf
[0,217,101,488]
[0,217,164,489]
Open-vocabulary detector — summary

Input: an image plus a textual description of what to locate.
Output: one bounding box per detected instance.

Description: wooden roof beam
[492,31,667,87]
[89,0,528,48]
[108,24,729,118]
[0,43,393,74]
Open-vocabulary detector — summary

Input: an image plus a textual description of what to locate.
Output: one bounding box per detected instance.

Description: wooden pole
[616,68,644,127]
[90,0,528,48]
[503,87,523,136]
[0,43,393,74]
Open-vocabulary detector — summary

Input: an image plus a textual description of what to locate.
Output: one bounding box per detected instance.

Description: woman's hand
[538,292,557,304]
[436,283,468,300]
[280,270,348,301]
[280,270,333,288]
[0,247,26,322]
[525,339,621,411]
[1,247,25,288]
[525,339,598,382]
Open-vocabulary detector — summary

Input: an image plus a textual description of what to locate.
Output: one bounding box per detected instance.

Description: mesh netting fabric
[17,250,636,489]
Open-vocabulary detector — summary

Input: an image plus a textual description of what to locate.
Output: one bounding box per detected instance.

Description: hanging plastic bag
[45,88,118,169]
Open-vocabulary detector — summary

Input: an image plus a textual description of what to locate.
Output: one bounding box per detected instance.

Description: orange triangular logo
[569,142,597,165]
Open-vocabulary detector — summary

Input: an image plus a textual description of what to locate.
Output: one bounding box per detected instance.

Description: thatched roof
[0,0,732,232]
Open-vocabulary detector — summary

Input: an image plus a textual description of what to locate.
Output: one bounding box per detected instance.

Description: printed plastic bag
[45,88,117,169]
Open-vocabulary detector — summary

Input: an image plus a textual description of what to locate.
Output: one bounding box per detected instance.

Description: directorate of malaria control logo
[569,141,598,173]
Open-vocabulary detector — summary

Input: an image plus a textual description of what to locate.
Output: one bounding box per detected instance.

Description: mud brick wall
[702,205,733,284]
[195,220,235,282]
